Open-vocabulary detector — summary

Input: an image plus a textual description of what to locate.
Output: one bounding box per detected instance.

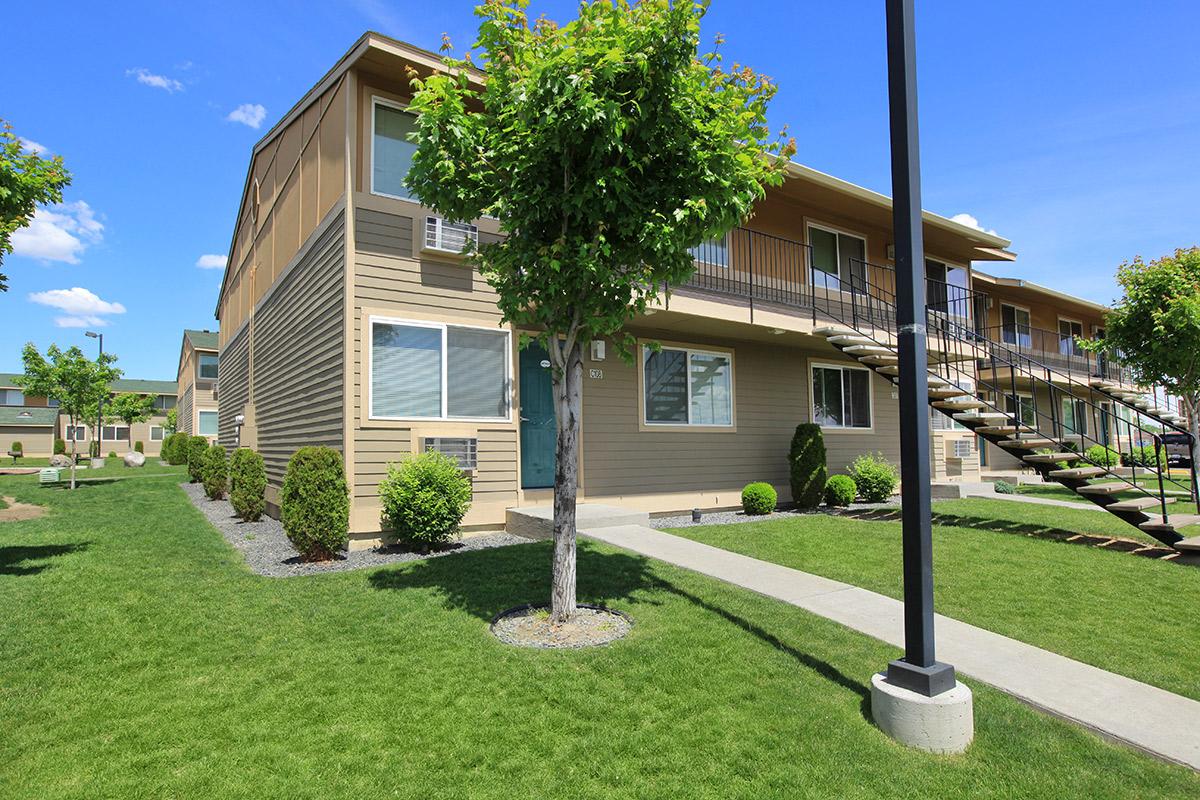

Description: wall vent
[423,437,478,470]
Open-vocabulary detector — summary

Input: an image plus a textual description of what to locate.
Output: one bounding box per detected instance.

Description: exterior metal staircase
[808,264,1200,554]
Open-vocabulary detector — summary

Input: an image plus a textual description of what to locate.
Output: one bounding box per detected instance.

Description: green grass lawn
[672,497,1200,703]
[1,476,1197,797]
[1016,481,1199,515]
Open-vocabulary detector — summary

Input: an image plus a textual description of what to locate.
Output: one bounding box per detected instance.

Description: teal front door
[519,344,556,489]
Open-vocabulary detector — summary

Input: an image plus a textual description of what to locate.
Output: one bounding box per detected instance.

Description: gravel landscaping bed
[181,481,530,577]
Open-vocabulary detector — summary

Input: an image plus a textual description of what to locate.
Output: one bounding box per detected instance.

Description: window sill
[419,246,472,261]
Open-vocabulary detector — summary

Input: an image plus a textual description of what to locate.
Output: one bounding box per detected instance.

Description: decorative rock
[49,454,73,468]
[123,451,146,468]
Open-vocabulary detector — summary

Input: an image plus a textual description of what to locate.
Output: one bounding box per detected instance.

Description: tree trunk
[549,339,583,624]
[69,418,77,490]
[1185,395,1200,506]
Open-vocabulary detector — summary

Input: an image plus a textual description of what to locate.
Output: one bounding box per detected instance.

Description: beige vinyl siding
[218,323,251,449]
[1,426,55,458]
[178,385,194,436]
[252,211,346,487]
[582,329,900,506]
[350,201,517,522]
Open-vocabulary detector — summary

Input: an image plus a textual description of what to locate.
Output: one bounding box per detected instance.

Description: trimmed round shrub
[134,440,144,454]
[107,451,117,460]
[229,448,266,522]
[281,447,349,561]
[53,438,66,456]
[741,482,777,515]
[10,442,22,454]
[789,423,827,509]
[201,444,228,500]
[848,453,899,503]
[824,475,857,507]
[1085,444,1119,467]
[993,479,1017,495]
[379,451,473,549]
[186,435,209,482]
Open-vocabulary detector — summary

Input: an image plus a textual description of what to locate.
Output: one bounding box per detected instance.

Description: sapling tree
[105,392,157,451]
[1082,247,1200,501]
[16,343,120,488]
[406,0,791,622]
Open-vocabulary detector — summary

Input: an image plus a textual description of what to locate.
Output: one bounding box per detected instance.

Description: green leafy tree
[406,0,790,622]
[0,121,72,291]
[164,406,178,435]
[104,392,157,451]
[1083,247,1200,501]
[16,343,120,488]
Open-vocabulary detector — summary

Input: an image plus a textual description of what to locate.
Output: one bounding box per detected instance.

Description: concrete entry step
[506,503,650,540]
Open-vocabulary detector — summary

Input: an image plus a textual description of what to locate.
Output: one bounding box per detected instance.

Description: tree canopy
[406,0,791,622]
[106,392,158,439]
[0,121,72,292]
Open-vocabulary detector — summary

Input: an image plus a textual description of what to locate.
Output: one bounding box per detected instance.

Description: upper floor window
[198,353,219,380]
[642,345,733,427]
[808,224,866,293]
[926,259,969,319]
[47,397,60,408]
[0,389,24,406]
[688,236,729,268]
[372,100,418,201]
[1000,304,1032,349]
[154,395,177,411]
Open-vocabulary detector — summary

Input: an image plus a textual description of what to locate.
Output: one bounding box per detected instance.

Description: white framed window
[198,411,219,436]
[369,317,512,422]
[371,98,418,201]
[65,425,86,441]
[811,363,872,429]
[150,426,165,441]
[688,235,729,268]
[807,222,867,293]
[1004,392,1036,428]
[101,425,130,442]
[642,345,733,427]
[424,216,478,254]
[197,353,219,380]
[0,389,24,405]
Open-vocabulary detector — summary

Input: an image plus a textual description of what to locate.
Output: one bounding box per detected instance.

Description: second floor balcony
[974,323,1132,385]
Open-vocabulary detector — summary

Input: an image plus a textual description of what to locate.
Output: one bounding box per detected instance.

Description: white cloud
[28,287,126,328]
[10,201,104,264]
[195,253,227,270]
[949,213,999,236]
[126,67,184,93]
[226,103,267,129]
[19,138,48,155]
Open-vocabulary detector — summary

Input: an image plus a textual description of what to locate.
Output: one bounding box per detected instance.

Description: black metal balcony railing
[976,324,1132,385]
[682,227,813,308]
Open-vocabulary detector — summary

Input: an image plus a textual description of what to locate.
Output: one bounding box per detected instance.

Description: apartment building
[211,33,1024,546]
[176,329,220,440]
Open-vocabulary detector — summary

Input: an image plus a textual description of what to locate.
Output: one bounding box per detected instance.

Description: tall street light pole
[869,0,972,754]
[86,331,103,458]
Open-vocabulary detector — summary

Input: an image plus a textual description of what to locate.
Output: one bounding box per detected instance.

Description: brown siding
[252,211,346,487]
[218,324,251,449]
[1,426,55,458]
[178,385,194,436]
[582,329,900,506]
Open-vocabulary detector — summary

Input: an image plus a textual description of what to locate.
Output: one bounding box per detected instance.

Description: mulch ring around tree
[491,603,633,649]
[0,497,47,523]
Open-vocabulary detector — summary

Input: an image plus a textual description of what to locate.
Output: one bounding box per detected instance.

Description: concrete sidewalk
[583,523,1200,770]
[964,491,1103,511]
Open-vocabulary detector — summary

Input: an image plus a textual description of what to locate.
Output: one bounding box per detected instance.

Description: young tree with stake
[406,0,792,622]
[105,392,158,452]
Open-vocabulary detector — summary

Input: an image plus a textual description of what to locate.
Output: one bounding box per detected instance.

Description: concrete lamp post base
[870,673,974,754]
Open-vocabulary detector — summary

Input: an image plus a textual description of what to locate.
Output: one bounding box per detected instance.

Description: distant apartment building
[175,329,219,440]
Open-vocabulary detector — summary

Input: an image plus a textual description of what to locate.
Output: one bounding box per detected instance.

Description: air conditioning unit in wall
[423,437,478,471]
[424,216,479,254]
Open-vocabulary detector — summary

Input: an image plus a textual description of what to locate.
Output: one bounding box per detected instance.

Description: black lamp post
[85,331,103,458]
[882,0,956,697]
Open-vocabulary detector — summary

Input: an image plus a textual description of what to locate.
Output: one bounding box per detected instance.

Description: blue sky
[4,0,1198,378]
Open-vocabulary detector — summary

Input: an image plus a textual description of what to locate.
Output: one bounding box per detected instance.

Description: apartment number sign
[589,369,604,380]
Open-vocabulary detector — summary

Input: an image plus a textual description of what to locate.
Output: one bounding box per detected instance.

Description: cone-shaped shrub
[186,436,209,482]
[230,447,266,522]
[201,444,228,500]
[281,447,349,561]
[789,423,827,509]
[54,438,66,455]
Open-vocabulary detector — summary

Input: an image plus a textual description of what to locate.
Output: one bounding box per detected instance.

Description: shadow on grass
[0,542,89,576]
[367,539,869,703]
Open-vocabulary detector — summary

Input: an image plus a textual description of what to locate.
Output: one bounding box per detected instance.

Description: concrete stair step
[1023,452,1084,464]
[929,387,970,400]
[1140,514,1200,534]
[1176,535,1200,552]
[933,398,986,411]
[974,425,1021,436]
[843,345,895,356]
[1049,466,1109,479]
[953,412,1010,424]
[814,326,858,338]
[998,438,1057,450]
[827,335,877,347]
[1076,483,1131,496]
[858,354,899,365]
[506,504,650,540]
[1090,379,1118,390]
[1107,496,1175,512]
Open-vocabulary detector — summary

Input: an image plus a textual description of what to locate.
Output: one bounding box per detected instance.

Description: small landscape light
[692,508,702,523]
